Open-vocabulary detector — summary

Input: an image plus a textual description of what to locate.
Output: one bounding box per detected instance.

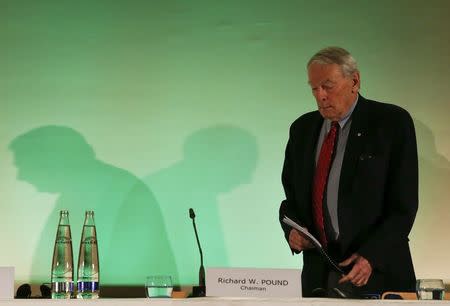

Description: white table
[1,298,450,306]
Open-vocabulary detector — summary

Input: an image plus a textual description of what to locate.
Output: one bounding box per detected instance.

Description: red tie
[312,121,339,247]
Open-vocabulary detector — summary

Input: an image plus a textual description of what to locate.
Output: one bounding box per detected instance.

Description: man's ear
[352,71,361,90]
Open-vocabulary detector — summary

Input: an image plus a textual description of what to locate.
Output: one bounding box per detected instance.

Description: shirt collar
[325,94,359,129]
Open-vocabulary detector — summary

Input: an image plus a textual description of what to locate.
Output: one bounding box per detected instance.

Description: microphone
[15,284,31,298]
[40,284,51,298]
[14,283,52,299]
[311,287,327,297]
[189,208,206,297]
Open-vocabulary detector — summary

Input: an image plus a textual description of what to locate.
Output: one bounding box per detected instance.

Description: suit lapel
[304,112,324,170]
[295,112,323,225]
[338,96,370,202]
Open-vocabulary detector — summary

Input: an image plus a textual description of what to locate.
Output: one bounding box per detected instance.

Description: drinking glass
[416,279,445,300]
[145,276,173,298]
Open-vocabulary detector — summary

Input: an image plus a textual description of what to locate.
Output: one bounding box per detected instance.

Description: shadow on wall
[8,126,178,285]
[144,125,258,285]
[412,119,450,276]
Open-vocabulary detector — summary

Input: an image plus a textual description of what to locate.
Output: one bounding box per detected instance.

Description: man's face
[307,62,360,121]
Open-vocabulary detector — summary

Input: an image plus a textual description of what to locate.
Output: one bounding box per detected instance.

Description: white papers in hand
[282,216,322,248]
[282,216,345,274]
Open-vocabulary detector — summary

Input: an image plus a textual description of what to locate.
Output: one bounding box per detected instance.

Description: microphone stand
[189,208,206,297]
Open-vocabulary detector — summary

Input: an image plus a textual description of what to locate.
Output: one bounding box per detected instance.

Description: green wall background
[1,0,449,286]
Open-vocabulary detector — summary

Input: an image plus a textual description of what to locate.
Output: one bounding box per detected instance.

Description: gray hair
[307,46,359,77]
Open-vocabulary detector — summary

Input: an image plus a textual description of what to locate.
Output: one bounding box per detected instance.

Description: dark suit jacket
[279,95,418,296]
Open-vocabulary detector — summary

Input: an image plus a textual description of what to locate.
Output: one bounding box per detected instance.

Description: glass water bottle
[51,210,74,299]
[77,210,100,299]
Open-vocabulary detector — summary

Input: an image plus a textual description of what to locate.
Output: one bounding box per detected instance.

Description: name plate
[0,267,15,299]
[206,267,301,298]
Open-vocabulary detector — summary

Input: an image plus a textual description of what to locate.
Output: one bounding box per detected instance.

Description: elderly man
[279,47,418,297]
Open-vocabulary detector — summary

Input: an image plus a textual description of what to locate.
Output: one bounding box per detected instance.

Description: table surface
[1,297,450,305]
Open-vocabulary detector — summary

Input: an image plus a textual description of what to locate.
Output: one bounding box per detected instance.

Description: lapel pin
[357,132,362,137]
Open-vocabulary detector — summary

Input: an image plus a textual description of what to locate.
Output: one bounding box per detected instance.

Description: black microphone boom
[189,208,206,297]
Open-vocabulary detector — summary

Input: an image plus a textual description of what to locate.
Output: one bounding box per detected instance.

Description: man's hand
[338,253,372,287]
[288,228,313,252]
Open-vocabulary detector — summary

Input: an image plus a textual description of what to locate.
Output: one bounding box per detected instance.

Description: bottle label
[77,281,99,292]
[82,237,97,245]
[56,237,72,244]
[52,281,74,293]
